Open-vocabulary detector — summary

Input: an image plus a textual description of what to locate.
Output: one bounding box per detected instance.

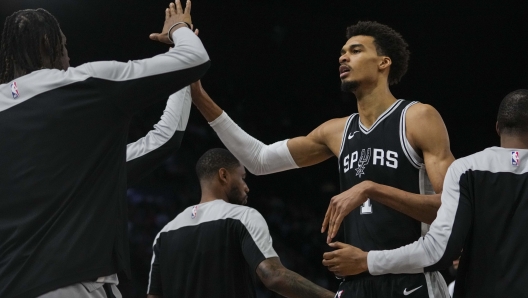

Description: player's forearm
[366,181,441,224]
[267,269,334,298]
[190,85,223,122]
[126,87,191,185]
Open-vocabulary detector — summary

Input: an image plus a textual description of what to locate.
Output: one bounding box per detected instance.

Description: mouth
[339,65,350,78]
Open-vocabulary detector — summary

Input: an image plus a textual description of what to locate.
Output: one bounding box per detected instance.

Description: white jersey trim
[338,113,357,159]
[0,28,208,114]
[147,200,277,292]
[359,99,403,135]
[399,101,423,169]
[126,86,191,162]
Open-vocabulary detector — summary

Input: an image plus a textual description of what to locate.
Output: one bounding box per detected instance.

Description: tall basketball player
[190,21,454,297]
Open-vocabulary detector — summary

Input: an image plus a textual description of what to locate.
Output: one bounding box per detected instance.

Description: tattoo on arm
[257,257,334,298]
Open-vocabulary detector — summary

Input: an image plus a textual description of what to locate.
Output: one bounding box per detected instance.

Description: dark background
[2,0,527,297]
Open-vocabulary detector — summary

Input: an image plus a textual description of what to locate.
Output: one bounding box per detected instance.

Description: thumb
[149,33,160,41]
[328,241,347,249]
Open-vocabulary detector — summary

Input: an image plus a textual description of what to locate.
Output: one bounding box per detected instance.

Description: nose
[245,185,250,193]
[339,53,348,64]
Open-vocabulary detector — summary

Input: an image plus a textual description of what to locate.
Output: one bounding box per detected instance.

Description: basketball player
[190,21,454,297]
[0,2,210,297]
[323,89,528,298]
[147,148,334,298]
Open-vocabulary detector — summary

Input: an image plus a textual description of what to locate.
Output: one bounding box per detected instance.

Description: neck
[199,181,228,204]
[353,81,397,129]
[500,133,528,149]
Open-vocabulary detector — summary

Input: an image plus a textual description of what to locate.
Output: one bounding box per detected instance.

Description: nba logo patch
[11,81,19,99]
[191,206,198,219]
[512,151,520,166]
[335,290,344,298]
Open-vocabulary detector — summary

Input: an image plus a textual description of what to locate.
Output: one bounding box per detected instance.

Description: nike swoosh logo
[348,131,359,139]
[403,285,423,295]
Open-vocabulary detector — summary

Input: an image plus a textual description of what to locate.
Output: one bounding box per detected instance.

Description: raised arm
[257,257,334,298]
[76,1,209,115]
[126,86,191,186]
[190,80,343,175]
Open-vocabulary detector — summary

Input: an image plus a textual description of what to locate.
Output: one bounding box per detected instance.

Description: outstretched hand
[150,0,192,44]
[321,181,372,243]
[322,242,368,276]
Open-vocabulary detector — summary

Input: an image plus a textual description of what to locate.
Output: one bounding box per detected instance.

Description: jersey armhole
[399,101,424,169]
[338,114,357,159]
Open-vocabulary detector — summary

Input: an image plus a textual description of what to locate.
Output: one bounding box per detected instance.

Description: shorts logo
[355,148,371,177]
[335,290,344,298]
[191,206,198,219]
[512,151,520,166]
[11,81,19,99]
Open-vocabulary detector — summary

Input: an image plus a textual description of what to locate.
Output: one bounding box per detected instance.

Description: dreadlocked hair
[0,8,63,84]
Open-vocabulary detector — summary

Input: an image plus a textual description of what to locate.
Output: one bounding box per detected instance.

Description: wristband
[167,22,192,44]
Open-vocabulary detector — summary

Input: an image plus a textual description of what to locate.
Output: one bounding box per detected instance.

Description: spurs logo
[355,148,371,177]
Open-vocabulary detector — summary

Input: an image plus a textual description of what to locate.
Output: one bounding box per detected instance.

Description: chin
[341,80,360,92]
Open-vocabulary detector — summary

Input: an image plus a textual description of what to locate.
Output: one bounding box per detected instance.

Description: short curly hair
[196,148,241,181]
[346,21,410,85]
[497,89,528,135]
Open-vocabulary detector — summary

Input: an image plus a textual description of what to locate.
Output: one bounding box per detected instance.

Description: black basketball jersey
[338,99,434,251]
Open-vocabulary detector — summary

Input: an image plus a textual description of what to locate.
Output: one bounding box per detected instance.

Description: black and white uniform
[147,199,278,298]
[338,100,448,297]
[37,86,193,298]
[0,27,209,298]
[367,147,528,298]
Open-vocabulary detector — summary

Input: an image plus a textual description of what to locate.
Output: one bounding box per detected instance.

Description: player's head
[196,148,249,205]
[0,8,70,84]
[339,21,409,92]
[496,89,528,136]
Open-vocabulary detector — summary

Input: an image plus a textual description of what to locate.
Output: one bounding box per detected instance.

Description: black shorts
[335,272,448,298]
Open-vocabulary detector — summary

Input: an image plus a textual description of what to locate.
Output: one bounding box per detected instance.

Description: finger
[194,28,199,36]
[184,0,191,15]
[169,2,176,16]
[328,241,346,249]
[175,0,183,14]
[321,204,332,233]
[322,258,338,267]
[331,213,345,239]
[165,7,170,19]
[327,203,338,242]
[322,259,332,267]
[329,201,344,240]
[322,251,334,260]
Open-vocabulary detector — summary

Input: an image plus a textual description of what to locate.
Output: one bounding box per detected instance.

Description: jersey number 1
[361,198,372,214]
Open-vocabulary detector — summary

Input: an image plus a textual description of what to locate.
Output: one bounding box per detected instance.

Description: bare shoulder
[406,102,444,124]
[316,116,350,137]
[405,102,449,150]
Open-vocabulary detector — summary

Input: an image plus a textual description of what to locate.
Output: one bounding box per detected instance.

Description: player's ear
[218,168,229,184]
[379,56,391,70]
[496,121,500,136]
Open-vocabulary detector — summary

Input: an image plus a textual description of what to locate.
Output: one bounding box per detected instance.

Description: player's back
[148,199,277,298]
[452,147,528,297]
